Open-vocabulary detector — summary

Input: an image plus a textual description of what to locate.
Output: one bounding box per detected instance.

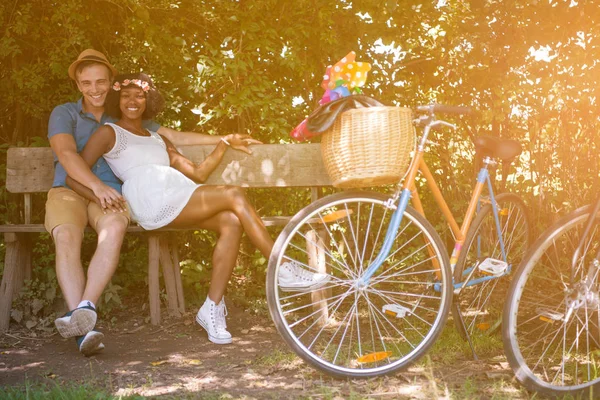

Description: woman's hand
[90,182,127,213]
[224,134,263,154]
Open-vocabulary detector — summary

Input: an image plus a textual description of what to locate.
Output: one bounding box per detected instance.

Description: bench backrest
[6,144,332,194]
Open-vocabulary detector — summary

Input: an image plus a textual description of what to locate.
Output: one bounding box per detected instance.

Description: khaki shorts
[44,187,130,235]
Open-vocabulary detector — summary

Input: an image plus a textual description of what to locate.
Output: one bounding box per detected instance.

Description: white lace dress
[103,123,200,230]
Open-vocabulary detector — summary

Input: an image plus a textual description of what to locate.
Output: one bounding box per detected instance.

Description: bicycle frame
[358,117,508,288]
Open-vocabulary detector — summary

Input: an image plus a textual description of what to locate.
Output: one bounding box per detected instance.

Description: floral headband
[112,79,150,92]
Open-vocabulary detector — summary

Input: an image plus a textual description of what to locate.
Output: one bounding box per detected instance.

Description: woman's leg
[168,186,273,257]
[169,185,328,299]
[192,211,243,303]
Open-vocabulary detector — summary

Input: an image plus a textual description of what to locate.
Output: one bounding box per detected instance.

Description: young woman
[70,73,329,345]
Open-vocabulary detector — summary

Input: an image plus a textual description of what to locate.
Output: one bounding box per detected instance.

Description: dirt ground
[0,301,531,399]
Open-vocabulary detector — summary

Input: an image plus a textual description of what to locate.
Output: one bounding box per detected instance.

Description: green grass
[0,382,248,400]
[423,325,472,366]
[0,381,143,400]
[253,348,298,367]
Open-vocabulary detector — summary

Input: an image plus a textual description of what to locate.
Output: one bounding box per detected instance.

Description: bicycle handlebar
[416,104,472,115]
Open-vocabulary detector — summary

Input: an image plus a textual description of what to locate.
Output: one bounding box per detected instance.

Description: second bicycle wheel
[452,193,531,345]
[503,204,600,397]
[266,191,453,378]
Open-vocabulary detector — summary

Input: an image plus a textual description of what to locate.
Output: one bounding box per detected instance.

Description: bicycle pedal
[382,304,411,318]
[478,258,508,276]
[536,308,564,323]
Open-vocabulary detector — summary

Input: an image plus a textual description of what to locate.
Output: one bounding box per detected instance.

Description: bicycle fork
[356,188,412,287]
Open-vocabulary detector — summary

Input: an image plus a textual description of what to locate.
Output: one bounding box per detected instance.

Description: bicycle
[503,197,600,397]
[266,104,531,378]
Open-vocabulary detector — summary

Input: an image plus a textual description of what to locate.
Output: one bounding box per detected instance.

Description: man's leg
[53,224,85,310]
[83,212,129,304]
[67,205,128,356]
[45,188,98,339]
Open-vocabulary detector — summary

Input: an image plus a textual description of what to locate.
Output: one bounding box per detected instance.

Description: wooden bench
[0,144,333,331]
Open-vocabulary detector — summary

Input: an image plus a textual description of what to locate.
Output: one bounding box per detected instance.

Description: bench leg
[307,229,330,327]
[148,235,161,325]
[170,244,185,314]
[13,235,31,298]
[0,233,30,332]
[159,237,181,317]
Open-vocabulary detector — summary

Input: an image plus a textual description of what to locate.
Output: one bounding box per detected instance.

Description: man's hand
[225,134,262,154]
[90,182,127,213]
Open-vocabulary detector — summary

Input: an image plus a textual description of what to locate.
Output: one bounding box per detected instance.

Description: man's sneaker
[278,261,330,292]
[76,330,105,357]
[195,296,232,345]
[55,302,97,338]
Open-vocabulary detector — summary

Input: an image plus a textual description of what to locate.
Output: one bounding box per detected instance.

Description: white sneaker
[196,296,232,345]
[217,297,228,332]
[278,261,330,292]
[55,303,97,338]
[77,330,105,357]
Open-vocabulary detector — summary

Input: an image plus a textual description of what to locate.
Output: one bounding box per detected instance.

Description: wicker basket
[321,106,415,188]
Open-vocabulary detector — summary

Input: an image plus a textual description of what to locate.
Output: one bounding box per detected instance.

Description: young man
[47,49,238,356]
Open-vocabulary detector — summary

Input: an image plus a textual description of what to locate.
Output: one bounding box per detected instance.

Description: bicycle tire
[503,204,600,397]
[452,193,531,346]
[266,191,453,378]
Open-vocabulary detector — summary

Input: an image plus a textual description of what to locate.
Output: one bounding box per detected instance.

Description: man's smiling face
[75,64,111,110]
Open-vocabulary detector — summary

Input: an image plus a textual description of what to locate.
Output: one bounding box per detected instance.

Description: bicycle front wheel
[503,205,600,397]
[266,191,453,378]
[452,193,531,345]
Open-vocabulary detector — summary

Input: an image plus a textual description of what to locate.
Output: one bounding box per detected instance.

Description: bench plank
[7,144,332,193]
[0,216,293,234]
[6,148,56,193]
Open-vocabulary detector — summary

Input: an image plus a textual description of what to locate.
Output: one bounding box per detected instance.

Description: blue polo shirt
[48,98,160,193]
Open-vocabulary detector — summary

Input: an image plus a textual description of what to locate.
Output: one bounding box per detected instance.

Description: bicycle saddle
[473,136,522,161]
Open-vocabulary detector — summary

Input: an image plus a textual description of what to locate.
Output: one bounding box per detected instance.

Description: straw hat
[68,49,118,80]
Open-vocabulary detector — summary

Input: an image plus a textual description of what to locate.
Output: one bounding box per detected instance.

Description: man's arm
[65,175,101,205]
[51,127,124,212]
[75,125,126,212]
[50,134,111,195]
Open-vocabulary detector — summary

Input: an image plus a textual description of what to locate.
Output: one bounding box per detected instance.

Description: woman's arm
[68,125,126,212]
[66,175,102,205]
[157,126,221,146]
[162,133,259,182]
[158,126,262,151]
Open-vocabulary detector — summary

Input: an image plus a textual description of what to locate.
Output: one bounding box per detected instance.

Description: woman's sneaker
[76,330,105,357]
[195,296,232,345]
[55,302,97,338]
[278,261,330,292]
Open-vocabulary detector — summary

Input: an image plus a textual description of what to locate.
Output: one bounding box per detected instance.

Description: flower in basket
[319,51,372,105]
[290,51,373,142]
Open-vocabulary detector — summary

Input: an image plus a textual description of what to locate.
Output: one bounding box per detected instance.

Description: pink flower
[118,78,151,92]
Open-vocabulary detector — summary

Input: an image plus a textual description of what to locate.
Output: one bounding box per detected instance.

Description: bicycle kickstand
[454,262,481,361]
[456,306,478,361]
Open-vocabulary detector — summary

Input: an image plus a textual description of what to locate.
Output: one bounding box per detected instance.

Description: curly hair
[105,73,165,119]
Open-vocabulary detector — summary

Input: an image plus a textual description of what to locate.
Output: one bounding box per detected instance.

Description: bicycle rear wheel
[503,205,600,397]
[452,193,531,345]
[266,191,453,378]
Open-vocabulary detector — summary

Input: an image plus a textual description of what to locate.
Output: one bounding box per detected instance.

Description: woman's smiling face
[119,86,147,119]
